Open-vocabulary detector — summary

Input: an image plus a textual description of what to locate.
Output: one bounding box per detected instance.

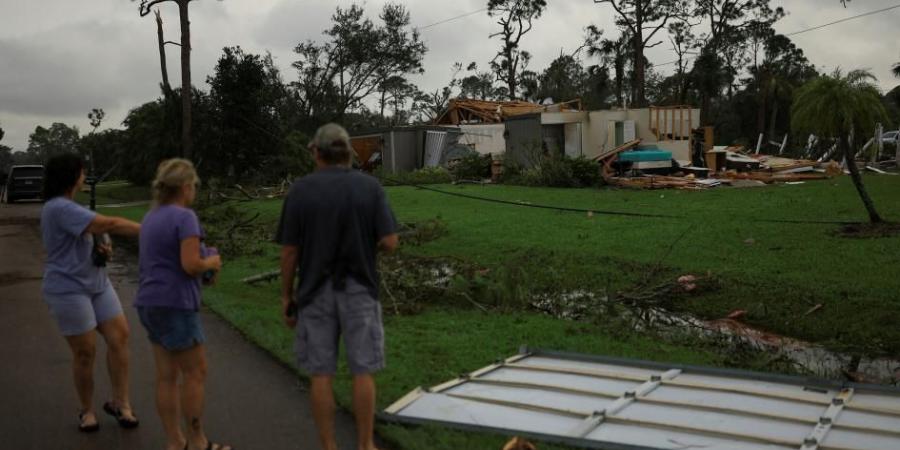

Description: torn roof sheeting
[382,349,900,450]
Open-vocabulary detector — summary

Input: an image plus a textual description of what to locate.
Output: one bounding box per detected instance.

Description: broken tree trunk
[155,9,172,95]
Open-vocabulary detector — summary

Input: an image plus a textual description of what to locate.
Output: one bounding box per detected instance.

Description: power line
[786,3,900,37]
[418,8,488,31]
[652,3,900,68]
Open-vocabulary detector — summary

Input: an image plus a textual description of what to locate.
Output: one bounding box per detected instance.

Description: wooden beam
[384,387,426,415]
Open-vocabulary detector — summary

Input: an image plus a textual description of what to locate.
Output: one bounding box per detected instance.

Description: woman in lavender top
[135,159,231,450]
[40,153,142,432]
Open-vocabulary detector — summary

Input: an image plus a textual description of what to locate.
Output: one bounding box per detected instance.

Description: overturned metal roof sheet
[382,349,900,450]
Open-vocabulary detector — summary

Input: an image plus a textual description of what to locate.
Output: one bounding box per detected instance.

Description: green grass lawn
[75,181,150,206]
[97,176,900,449]
[173,176,900,356]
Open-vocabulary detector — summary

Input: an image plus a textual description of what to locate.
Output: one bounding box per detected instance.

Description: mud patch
[836,222,900,239]
[0,271,42,287]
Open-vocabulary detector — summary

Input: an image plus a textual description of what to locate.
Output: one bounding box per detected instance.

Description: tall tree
[413,63,463,123]
[750,34,816,139]
[206,47,287,181]
[534,54,589,104]
[693,0,784,100]
[459,63,502,100]
[135,0,222,160]
[27,123,81,163]
[0,125,12,176]
[586,25,632,108]
[668,20,697,104]
[487,0,547,100]
[792,70,890,223]
[292,3,426,122]
[893,63,900,78]
[593,0,688,107]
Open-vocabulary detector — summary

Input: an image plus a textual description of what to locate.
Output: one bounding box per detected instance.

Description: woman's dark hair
[43,153,84,199]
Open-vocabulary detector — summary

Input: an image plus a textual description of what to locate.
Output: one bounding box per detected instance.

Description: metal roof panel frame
[381,347,900,450]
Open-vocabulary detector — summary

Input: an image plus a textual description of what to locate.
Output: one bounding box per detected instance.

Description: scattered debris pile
[597,138,858,191]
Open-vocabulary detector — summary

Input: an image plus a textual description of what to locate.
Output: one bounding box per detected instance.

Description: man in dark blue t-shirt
[276,123,398,450]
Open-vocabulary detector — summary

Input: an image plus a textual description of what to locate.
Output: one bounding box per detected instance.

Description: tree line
[2,0,898,185]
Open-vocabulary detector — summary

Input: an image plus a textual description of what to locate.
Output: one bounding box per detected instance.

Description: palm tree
[792,69,890,223]
[893,62,900,78]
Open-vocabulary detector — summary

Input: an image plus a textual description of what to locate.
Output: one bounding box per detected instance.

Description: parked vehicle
[4,165,45,203]
[882,130,899,145]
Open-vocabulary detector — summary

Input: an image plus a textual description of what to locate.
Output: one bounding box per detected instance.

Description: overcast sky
[1,0,898,152]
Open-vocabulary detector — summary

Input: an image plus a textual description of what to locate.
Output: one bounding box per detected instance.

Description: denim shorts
[295,277,385,376]
[44,283,124,336]
[137,306,206,352]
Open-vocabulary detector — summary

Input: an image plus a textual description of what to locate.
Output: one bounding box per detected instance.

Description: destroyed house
[350,99,701,174]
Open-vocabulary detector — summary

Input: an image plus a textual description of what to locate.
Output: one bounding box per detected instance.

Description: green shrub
[450,153,492,180]
[376,166,453,186]
[502,152,600,188]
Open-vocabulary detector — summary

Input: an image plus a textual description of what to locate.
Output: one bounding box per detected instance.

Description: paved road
[0,201,361,450]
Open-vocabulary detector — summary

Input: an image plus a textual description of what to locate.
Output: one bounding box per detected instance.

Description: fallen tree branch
[234,184,259,201]
[241,270,281,285]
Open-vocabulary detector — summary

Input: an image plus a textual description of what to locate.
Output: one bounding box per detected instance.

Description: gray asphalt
[0,201,362,450]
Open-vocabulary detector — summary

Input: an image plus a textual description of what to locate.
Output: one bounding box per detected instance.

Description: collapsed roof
[434,98,582,125]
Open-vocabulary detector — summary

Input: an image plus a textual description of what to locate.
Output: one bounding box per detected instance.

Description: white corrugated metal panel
[424,131,447,167]
[383,350,900,450]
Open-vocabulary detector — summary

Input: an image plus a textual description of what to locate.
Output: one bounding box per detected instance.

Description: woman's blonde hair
[152,158,200,205]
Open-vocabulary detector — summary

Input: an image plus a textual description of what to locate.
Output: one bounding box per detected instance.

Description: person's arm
[85,214,141,237]
[374,185,400,253]
[180,236,221,277]
[280,245,299,328]
[379,233,399,253]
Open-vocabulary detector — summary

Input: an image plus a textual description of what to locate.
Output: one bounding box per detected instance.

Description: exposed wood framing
[434,98,582,125]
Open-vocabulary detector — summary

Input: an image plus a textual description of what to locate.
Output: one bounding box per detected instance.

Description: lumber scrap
[241,270,280,284]
[723,171,831,184]
[605,175,718,191]
[594,139,641,162]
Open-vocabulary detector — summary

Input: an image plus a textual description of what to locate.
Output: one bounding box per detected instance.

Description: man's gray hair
[312,123,353,166]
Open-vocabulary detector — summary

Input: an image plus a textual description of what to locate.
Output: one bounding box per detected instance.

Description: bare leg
[310,375,338,450]
[173,344,209,450]
[352,374,378,450]
[97,314,136,420]
[65,330,98,426]
[151,345,186,450]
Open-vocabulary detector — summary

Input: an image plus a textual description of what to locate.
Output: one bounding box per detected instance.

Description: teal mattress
[618,150,672,162]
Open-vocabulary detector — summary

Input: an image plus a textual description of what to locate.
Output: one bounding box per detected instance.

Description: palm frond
[791,69,889,139]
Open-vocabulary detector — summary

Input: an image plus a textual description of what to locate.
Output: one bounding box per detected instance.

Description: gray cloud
[0,0,898,151]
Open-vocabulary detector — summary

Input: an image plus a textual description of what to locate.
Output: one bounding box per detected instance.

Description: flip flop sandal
[102,401,140,429]
[77,411,99,433]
